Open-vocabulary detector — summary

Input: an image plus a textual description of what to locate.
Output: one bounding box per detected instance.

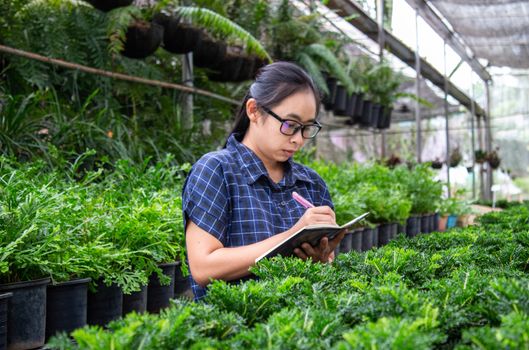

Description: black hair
[226,61,321,145]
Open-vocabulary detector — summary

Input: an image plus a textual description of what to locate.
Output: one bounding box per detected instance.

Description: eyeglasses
[261,106,322,139]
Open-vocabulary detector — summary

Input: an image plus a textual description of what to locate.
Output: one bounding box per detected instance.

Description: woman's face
[250,89,318,166]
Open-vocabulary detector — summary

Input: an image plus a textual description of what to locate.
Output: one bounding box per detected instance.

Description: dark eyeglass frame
[261,106,322,139]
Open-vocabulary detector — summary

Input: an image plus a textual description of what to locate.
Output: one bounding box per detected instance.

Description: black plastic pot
[378,106,392,129]
[353,93,365,122]
[157,16,203,54]
[372,226,379,248]
[208,53,244,82]
[333,85,348,116]
[233,56,257,82]
[390,223,398,240]
[147,262,177,313]
[193,38,227,69]
[428,214,435,233]
[378,223,391,246]
[122,285,147,316]
[397,223,406,236]
[351,229,363,252]
[406,216,420,238]
[174,262,190,297]
[323,76,337,111]
[122,21,164,59]
[0,278,50,350]
[370,103,382,128]
[0,293,12,350]
[87,279,123,327]
[361,228,373,251]
[86,0,133,12]
[420,214,430,234]
[339,232,353,253]
[433,213,440,232]
[359,100,373,127]
[46,278,90,341]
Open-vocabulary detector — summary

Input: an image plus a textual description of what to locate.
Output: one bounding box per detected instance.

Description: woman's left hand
[293,229,346,263]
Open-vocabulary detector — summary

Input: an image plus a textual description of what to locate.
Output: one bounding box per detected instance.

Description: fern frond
[174,6,271,61]
[296,52,329,96]
[302,43,354,94]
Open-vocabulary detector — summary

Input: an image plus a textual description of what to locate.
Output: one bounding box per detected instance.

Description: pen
[292,191,315,209]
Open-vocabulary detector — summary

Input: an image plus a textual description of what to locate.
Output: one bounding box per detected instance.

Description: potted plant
[449,148,462,167]
[86,0,133,12]
[121,19,164,59]
[474,149,487,164]
[486,149,501,169]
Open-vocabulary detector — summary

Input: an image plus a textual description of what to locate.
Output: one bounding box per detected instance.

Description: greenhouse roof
[426,0,529,69]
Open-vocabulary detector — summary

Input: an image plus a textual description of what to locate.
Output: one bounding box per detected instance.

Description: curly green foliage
[459,312,529,349]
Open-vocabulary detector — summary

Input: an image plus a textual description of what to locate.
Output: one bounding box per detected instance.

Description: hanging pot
[86,0,133,12]
[121,20,164,59]
[0,278,50,350]
[46,278,91,341]
[332,85,348,116]
[208,50,245,82]
[122,285,147,316]
[353,93,365,123]
[234,55,257,82]
[156,15,203,54]
[359,99,372,127]
[322,76,337,111]
[345,93,361,121]
[370,103,382,128]
[192,38,227,69]
[378,106,392,129]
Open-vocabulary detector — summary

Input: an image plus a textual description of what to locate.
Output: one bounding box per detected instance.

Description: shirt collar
[226,133,315,187]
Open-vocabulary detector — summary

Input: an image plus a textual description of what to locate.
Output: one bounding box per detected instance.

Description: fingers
[294,247,308,260]
[328,229,347,250]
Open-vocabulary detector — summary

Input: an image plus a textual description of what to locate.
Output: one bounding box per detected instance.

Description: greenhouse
[1,0,529,349]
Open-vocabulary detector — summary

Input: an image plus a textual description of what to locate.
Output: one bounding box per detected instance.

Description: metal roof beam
[326,0,487,117]
[405,0,491,82]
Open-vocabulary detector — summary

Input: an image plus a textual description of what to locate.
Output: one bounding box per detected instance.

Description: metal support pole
[443,42,451,198]
[414,10,422,163]
[477,115,485,200]
[484,80,493,200]
[182,53,194,130]
[470,72,477,200]
[377,0,386,160]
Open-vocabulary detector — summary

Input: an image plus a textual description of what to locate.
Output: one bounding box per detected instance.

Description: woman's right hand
[290,206,337,233]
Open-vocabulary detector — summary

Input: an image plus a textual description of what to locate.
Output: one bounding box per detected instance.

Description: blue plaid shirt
[182,133,333,299]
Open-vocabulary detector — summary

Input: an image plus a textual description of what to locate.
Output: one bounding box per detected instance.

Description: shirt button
[280,201,287,206]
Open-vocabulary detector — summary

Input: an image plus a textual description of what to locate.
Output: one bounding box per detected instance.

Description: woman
[182,61,344,299]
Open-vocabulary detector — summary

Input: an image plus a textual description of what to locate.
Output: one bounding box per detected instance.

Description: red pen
[292,191,315,209]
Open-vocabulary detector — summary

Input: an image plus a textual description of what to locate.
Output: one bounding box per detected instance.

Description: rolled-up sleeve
[182,155,230,244]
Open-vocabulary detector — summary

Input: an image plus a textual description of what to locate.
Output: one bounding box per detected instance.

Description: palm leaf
[174,6,271,61]
[302,43,354,93]
[296,52,329,96]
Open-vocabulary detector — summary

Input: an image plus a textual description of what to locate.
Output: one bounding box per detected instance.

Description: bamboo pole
[0,44,239,106]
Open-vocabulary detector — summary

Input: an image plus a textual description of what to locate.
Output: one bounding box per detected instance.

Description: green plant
[449,148,462,167]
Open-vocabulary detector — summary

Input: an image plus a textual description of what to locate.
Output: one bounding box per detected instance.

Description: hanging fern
[296,52,329,96]
[174,6,271,61]
[301,43,354,94]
